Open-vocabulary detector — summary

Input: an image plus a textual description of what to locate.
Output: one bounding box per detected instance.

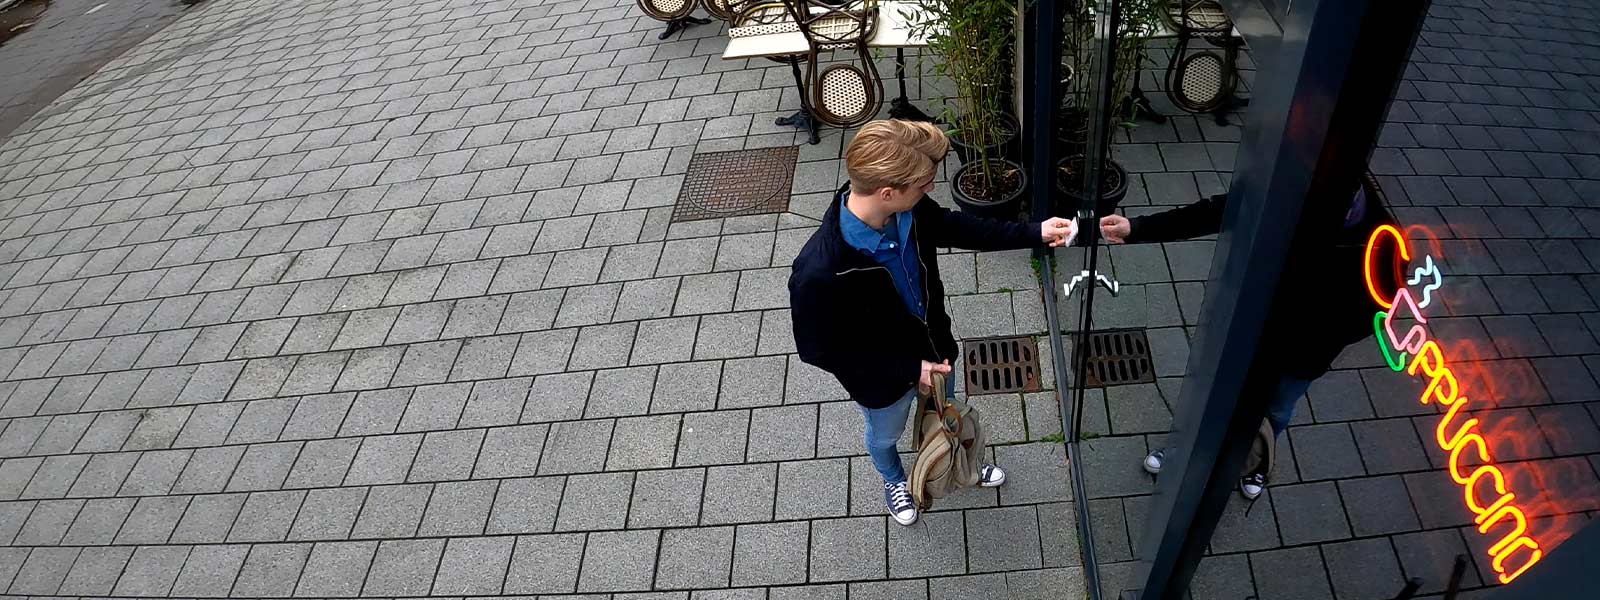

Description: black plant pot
[1053,155,1128,218]
[949,113,1021,165]
[951,158,1028,220]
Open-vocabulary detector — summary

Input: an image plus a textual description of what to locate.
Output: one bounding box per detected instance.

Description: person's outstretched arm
[921,199,1075,250]
[1105,193,1228,244]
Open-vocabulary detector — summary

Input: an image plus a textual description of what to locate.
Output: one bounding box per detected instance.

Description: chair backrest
[783,0,878,46]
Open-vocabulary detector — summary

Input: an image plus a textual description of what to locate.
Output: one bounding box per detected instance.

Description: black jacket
[1126,187,1404,378]
[789,186,1045,408]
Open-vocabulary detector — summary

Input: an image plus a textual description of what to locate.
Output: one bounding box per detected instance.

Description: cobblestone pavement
[1068,0,1600,598]
[0,0,204,139]
[0,0,1083,598]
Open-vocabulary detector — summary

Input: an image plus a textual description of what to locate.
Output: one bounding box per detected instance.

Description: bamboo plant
[906,0,1019,200]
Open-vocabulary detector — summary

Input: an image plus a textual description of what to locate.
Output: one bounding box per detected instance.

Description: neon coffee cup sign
[1365,225,1542,584]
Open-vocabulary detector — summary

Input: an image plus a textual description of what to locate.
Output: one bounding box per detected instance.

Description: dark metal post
[1025,0,1106,597]
[1130,0,1430,598]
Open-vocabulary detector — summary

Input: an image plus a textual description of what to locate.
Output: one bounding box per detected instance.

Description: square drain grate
[1073,329,1155,388]
[963,336,1043,394]
[672,146,800,222]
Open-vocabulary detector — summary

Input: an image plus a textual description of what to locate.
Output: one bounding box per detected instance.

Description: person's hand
[919,360,953,394]
[1100,215,1132,244]
[1041,217,1077,247]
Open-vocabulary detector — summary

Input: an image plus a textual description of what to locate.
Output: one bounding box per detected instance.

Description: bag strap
[926,372,963,437]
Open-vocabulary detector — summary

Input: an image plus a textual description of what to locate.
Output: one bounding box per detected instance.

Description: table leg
[775,60,820,145]
[658,15,713,40]
[887,48,934,122]
[1125,48,1166,124]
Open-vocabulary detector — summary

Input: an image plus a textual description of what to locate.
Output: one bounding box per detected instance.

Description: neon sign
[1365,224,1543,584]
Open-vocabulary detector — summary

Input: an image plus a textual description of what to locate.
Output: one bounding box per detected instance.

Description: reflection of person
[1102,182,1401,499]
[789,120,1076,526]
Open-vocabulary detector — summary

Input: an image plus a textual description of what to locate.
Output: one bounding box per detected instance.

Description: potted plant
[1054,0,1162,218]
[907,0,1026,219]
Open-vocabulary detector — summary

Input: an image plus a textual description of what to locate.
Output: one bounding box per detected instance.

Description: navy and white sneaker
[885,481,917,525]
[1240,472,1267,499]
[979,464,1006,488]
[1143,449,1165,474]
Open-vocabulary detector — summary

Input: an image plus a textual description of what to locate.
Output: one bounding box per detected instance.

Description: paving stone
[539,418,613,475]
[702,463,777,525]
[228,490,306,543]
[14,499,82,546]
[345,433,423,486]
[578,529,660,592]
[476,423,548,479]
[631,315,697,365]
[114,545,189,597]
[463,378,533,428]
[608,414,681,470]
[1271,481,1352,545]
[61,497,136,545]
[587,365,657,417]
[294,541,376,598]
[69,451,140,497]
[674,272,738,315]
[1288,423,1367,481]
[510,328,578,376]
[280,393,356,441]
[418,479,497,536]
[288,487,366,541]
[339,389,411,436]
[171,446,245,494]
[629,468,705,528]
[505,532,586,594]
[169,544,249,596]
[227,441,302,491]
[656,526,735,589]
[488,476,565,535]
[524,371,593,422]
[555,472,635,532]
[966,505,1044,573]
[809,516,886,582]
[363,539,445,597]
[1249,546,1333,600]
[409,428,485,482]
[678,410,749,466]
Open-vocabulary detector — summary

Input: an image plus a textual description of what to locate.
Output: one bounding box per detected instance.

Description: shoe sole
[891,512,918,526]
[1240,488,1263,500]
[1143,461,1161,475]
[979,472,1006,488]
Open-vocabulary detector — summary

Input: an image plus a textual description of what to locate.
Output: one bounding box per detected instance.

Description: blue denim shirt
[840,195,925,319]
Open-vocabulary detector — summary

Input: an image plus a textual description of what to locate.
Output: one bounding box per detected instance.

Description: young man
[1099,179,1399,499]
[789,119,1076,526]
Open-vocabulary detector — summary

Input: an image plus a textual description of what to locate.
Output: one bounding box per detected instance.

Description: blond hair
[844,119,949,192]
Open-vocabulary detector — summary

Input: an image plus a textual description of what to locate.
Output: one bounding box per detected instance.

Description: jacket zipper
[837,221,943,363]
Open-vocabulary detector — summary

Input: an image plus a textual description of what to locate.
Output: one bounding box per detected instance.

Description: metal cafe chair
[783,0,883,129]
[1160,0,1245,124]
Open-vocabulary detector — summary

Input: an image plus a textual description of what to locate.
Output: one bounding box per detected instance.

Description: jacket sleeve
[1126,193,1228,244]
[920,199,1044,251]
[789,271,923,394]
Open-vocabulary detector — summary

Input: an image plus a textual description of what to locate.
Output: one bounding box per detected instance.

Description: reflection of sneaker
[1240,472,1267,499]
[885,481,918,526]
[979,464,1006,488]
[1143,449,1165,474]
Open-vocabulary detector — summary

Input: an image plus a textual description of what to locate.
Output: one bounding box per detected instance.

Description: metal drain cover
[672,146,800,222]
[1073,329,1155,387]
[963,336,1042,394]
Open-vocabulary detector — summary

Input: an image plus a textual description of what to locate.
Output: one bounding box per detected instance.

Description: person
[1100,179,1400,499]
[789,119,1077,526]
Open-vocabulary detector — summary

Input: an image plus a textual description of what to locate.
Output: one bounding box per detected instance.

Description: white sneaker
[885,481,918,526]
[979,464,1006,488]
[1143,449,1165,474]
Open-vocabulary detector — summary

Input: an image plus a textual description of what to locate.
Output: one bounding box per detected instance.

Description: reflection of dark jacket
[789,186,1046,408]
[1125,185,1403,378]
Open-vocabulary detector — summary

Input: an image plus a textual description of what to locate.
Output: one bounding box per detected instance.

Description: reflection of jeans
[861,375,957,484]
[1268,376,1315,436]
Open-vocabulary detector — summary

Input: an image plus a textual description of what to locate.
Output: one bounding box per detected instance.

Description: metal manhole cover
[963,336,1042,394]
[672,146,800,222]
[1073,329,1155,388]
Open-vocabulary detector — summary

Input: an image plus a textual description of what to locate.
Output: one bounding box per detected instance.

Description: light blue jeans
[861,374,957,484]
